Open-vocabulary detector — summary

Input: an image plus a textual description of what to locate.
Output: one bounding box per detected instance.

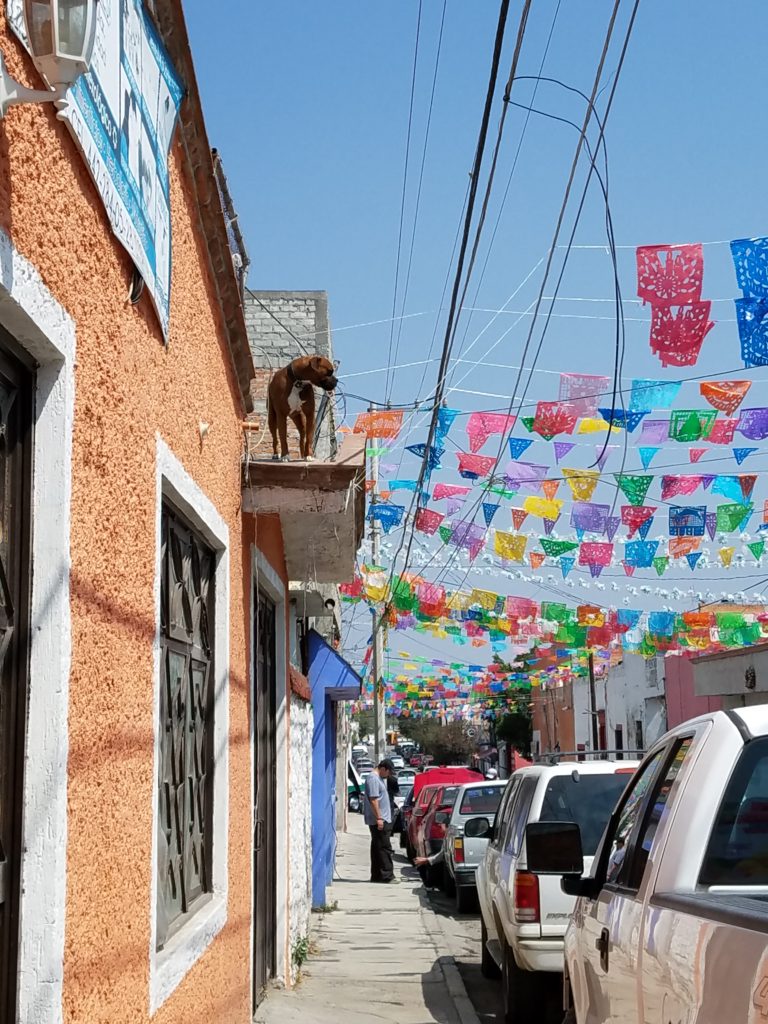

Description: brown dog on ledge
[267,355,338,461]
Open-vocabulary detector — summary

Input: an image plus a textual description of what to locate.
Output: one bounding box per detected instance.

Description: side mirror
[464,816,492,839]
[435,810,450,826]
[525,821,584,875]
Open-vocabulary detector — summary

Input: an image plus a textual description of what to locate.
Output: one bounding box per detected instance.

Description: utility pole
[369,404,387,763]
[588,651,599,753]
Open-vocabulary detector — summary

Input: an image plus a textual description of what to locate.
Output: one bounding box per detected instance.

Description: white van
[475,759,637,1024]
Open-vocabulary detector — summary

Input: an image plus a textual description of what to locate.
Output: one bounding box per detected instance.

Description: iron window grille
[157,506,215,949]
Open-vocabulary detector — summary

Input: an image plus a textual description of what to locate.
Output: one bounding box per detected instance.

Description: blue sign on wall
[9,0,183,339]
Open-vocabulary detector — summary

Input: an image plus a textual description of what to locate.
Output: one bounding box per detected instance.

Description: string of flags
[345,233,768,690]
[341,568,768,660]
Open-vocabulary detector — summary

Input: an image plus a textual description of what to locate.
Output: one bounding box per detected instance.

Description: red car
[409,754,424,767]
[406,782,439,857]
[415,784,461,862]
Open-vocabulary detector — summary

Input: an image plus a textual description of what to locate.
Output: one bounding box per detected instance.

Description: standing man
[364,759,396,883]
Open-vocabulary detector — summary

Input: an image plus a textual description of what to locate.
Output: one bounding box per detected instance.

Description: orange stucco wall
[0,13,259,1023]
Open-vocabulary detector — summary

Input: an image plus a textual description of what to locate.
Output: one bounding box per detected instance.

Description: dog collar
[287,361,298,384]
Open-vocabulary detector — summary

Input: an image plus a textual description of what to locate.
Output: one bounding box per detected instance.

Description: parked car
[410,754,424,768]
[475,759,637,1023]
[347,761,363,813]
[389,754,405,770]
[415,784,461,886]
[413,766,483,799]
[406,782,440,858]
[396,767,416,784]
[399,787,416,848]
[391,782,413,834]
[526,707,768,1024]
[443,780,508,911]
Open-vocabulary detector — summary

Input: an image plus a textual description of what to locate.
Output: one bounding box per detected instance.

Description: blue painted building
[307,628,362,906]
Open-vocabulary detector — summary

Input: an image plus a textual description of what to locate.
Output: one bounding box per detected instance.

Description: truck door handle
[596,927,610,971]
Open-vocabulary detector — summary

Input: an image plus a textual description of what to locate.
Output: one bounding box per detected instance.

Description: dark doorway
[253,589,277,1008]
[614,724,624,760]
[0,339,33,1020]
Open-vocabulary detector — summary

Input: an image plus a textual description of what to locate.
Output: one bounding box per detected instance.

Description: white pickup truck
[526,706,768,1024]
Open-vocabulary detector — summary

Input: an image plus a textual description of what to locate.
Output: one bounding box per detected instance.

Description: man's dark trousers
[369,824,394,882]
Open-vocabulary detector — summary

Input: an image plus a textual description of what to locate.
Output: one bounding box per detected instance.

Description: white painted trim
[0,229,76,1024]
[251,546,290,991]
[149,438,230,1015]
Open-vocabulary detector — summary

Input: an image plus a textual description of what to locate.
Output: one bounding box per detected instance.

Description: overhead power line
[385,1,424,402]
[382,0,521,607]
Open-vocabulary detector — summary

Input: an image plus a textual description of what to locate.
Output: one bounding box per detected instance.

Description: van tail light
[514,871,540,923]
[453,837,465,865]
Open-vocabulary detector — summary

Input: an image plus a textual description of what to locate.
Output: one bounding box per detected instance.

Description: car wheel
[480,917,500,980]
[502,940,540,1024]
[455,885,475,913]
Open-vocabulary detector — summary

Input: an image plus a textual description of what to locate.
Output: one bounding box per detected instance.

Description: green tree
[396,718,474,766]
[352,708,375,740]
[491,654,533,757]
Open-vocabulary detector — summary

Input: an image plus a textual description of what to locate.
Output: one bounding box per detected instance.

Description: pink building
[664,657,722,729]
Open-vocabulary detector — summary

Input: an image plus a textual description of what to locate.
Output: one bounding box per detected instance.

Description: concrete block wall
[245,291,337,461]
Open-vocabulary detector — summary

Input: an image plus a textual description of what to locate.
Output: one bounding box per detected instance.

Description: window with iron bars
[157,506,215,949]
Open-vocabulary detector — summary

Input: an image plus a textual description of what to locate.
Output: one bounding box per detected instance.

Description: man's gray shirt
[363,772,391,826]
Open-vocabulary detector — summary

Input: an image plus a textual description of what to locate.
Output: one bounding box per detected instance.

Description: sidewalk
[255,815,479,1024]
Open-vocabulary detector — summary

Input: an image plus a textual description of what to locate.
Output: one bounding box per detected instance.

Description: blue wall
[307,629,361,907]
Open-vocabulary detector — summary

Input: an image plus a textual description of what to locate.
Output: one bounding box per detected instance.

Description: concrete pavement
[255,814,480,1024]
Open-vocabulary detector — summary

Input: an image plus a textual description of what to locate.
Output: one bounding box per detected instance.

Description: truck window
[700,737,768,887]
[506,777,538,857]
[604,747,667,886]
[460,785,505,816]
[539,771,634,856]
[490,777,520,850]
[619,737,693,890]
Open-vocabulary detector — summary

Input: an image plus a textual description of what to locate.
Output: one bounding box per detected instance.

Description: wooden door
[253,590,277,1007]
[0,341,33,1020]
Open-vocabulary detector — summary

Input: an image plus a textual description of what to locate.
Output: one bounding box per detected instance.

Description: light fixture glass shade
[23,0,98,87]
[57,0,88,57]
[24,0,53,56]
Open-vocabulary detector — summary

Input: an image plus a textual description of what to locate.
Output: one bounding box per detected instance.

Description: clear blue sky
[185,1,768,666]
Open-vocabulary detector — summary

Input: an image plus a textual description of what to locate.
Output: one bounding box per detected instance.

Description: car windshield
[399,784,413,801]
[539,772,632,856]
[460,785,505,816]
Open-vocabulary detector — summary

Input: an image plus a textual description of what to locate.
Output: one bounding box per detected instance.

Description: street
[417,861,563,1024]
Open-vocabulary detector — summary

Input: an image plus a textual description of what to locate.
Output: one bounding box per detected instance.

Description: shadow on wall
[0,122,10,238]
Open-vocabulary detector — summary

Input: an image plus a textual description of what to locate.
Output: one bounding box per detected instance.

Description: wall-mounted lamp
[324,598,336,612]
[0,0,98,118]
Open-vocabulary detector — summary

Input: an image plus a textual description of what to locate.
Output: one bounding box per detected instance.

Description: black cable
[447,0,564,392]
[246,288,311,356]
[388,0,448,401]
[385,1,424,402]
[388,0,518,596]
[439,0,534,389]
[410,0,639,602]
